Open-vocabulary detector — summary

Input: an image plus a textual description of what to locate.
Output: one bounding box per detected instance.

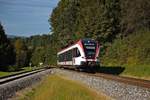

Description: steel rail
[62,68,150,89]
[0,68,47,84]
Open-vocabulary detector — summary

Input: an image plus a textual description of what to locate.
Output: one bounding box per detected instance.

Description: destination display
[85,46,95,49]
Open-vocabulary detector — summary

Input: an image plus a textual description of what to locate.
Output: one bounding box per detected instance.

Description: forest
[0,0,150,72]
[49,0,150,66]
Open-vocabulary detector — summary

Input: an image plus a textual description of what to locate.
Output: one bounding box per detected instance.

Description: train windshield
[82,39,96,59]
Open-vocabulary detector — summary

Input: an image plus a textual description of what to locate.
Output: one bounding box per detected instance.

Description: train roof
[57,38,97,54]
[82,38,95,41]
[81,38,96,43]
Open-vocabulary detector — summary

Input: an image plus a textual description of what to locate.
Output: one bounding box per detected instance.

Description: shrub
[6,66,18,72]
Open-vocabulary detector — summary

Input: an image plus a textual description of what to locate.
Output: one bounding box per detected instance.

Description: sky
[0,0,59,36]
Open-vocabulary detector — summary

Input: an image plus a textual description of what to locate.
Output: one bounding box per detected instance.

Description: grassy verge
[15,75,110,100]
[0,66,40,77]
[99,64,150,80]
[0,71,12,77]
[121,65,150,80]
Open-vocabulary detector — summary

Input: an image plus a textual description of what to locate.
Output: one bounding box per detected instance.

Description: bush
[2,66,20,72]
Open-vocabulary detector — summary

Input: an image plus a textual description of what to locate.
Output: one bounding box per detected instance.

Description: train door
[73,48,81,65]
[72,48,76,65]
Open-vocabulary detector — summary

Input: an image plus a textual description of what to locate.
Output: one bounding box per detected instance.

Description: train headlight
[82,57,86,59]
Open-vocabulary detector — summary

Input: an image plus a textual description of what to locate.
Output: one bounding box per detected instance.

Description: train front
[80,39,100,67]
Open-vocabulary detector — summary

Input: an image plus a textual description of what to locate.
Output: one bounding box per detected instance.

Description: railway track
[0,66,149,100]
[0,68,49,85]
[61,68,150,89]
[93,73,150,88]
[54,67,150,99]
[0,67,52,99]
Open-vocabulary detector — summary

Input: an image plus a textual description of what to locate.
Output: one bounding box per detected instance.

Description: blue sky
[0,0,59,36]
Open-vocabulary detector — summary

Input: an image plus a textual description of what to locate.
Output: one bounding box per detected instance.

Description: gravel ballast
[0,68,149,100]
[53,68,150,100]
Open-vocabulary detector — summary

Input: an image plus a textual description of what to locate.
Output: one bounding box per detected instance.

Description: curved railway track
[54,67,150,100]
[61,67,150,89]
[0,68,49,85]
[91,72,150,88]
[0,66,149,100]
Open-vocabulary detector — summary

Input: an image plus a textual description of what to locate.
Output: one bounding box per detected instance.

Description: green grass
[121,65,150,80]
[17,75,108,100]
[0,71,12,77]
[98,64,150,80]
[0,66,39,77]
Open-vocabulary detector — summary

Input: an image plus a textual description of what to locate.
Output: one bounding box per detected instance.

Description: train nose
[88,61,96,66]
[81,61,99,66]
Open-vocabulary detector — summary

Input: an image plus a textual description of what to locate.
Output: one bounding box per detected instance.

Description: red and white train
[57,39,100,69]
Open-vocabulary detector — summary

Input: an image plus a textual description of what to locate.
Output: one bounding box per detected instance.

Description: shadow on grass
[95,66,125,75]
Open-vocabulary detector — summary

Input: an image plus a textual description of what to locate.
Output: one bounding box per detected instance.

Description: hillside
[49,0,150,66]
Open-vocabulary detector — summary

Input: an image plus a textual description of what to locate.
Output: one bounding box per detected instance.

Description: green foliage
[50,0,81,47]
[122,65,150,78]
[0,23,15,70]
[0,67,35,77]
[31,47,46,66]
[24,34,57,66]
[49,0,150,44]
[14,39,28,68]
[31,46,57,66]
[120,0,150,36]
[102,29,150,66]
[10,34,55,67]
[44,45,57,65]
[49,0,121,46]
[25,34,52,48]
[5,66,18,72]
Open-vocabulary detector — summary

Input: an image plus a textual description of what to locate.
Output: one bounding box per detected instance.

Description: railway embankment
[0,68,149,100]
[53,68,150,100]
[0,69,52,100]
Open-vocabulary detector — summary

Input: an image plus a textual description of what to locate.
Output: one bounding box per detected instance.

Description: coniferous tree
[0,23,15,70]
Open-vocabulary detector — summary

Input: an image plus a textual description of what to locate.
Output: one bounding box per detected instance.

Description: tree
[49,0,121,46]
[120,0,150,35]
[50,0,80,48]
[31,47,46,66]
[0,23,15,70]
[14,39,28,68]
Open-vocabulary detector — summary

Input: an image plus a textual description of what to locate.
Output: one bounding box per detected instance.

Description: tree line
[0,23,54,71]
[50,0,149,44]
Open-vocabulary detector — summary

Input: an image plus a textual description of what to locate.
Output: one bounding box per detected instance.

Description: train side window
[76,48,81,57]
[73,48,76,57]
[72,48,80,57]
